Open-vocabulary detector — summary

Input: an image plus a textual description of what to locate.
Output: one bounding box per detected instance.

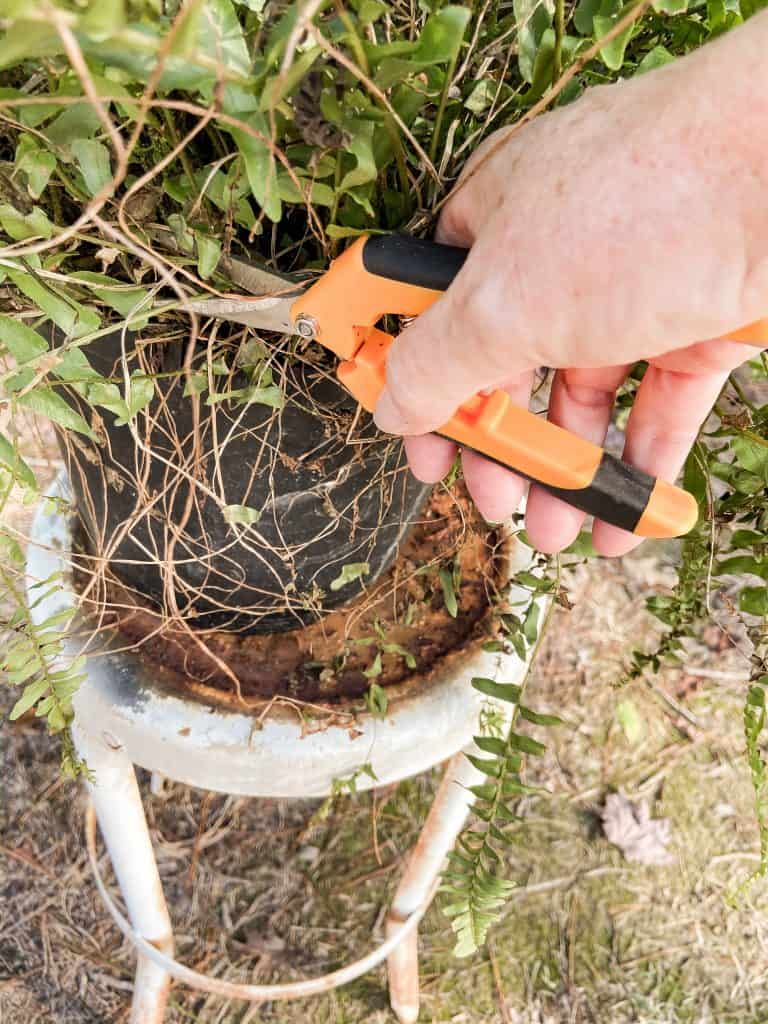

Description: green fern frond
[733,676,768,898]
[441,561,560,957]
[1,533,88,776]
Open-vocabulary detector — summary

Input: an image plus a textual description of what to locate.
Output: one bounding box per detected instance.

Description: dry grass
[2,431,768,1024]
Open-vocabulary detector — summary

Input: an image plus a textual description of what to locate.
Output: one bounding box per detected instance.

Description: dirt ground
[2,421,767,1024]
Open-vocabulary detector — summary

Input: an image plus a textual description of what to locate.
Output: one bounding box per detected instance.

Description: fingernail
[374,390,405,434]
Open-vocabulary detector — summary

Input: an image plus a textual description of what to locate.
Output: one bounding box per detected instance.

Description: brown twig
[488,939,513,1024]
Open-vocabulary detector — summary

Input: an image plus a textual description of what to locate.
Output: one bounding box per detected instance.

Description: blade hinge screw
[294,314,319,340]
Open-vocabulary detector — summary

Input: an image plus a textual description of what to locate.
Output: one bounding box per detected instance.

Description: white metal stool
[27,474,537,1023]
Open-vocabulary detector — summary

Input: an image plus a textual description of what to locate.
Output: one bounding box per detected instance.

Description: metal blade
[185,253,310,333]
[184,294,302,334]
[217,255,307,299]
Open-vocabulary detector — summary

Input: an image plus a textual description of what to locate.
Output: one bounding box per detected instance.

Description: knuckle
[458,275,495,332]
[561,372,618,411]
[436,197,474,246]
[446,276,507,377]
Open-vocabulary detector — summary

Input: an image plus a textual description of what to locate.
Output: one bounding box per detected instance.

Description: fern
[734,675,768,897]
[304,762,378,830]
[625,375,768,887]
[0,532,89,778]
[442,563,561,957]
[627,444,713,678]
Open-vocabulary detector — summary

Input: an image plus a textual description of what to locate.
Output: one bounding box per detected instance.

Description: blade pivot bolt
[294,314,319,340]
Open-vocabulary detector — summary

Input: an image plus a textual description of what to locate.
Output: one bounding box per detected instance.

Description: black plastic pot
[56,324,429,633]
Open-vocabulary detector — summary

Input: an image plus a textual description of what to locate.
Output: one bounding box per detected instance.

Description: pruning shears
[186,233,768,539]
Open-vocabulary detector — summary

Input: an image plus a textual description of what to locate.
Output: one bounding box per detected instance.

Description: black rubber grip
[543,451,654,531]
[441,439,654,532]
[362,234,468,291]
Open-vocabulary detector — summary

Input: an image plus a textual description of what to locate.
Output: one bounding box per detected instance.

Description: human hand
[374,16,768,556]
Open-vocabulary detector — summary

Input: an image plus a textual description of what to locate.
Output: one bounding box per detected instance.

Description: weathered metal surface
[84,796,436,1001]
[388,751,483,919]
[78,734,485,1020]
[75,723,175,1024]
[386,923,419,1024]
[385,750,488,1023]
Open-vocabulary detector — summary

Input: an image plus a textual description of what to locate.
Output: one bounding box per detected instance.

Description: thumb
[373,236,537,436]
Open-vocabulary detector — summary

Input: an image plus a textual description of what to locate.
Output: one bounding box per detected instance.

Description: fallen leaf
[601,791,673,866]
[702,623,732,653]
[675,674,701,701]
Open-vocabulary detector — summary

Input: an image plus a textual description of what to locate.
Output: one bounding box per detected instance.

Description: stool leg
[73,723,175,1024]
[386,750,480,1024]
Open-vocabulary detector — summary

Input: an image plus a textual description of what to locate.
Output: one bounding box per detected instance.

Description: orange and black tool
[188,234,768,539]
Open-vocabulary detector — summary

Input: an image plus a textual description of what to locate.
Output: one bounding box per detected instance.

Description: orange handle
[335,330,697,538]
[294,234,767,539]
